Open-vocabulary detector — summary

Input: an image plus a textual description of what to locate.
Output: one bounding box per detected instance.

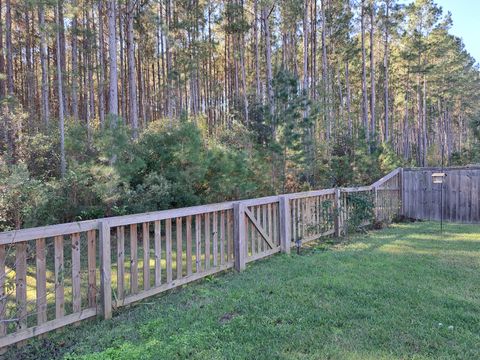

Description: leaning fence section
[0,168,404,349]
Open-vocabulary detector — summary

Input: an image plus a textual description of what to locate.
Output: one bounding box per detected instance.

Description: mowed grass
[9,221,480,360]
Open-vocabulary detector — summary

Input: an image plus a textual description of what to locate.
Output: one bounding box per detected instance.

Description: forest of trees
[0,0,479,230]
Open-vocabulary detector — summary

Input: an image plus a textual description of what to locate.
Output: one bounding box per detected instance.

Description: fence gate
[244,201,281,264]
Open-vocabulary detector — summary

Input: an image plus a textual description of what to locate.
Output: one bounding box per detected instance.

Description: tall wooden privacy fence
[403,166,480,223]
[0,169,402,348]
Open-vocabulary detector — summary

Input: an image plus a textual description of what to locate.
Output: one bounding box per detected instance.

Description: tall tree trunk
[6,0,13,96]
[422,74,427,165]
[107,0,119,123]
[320,0,329,140]
[38,3,50,127]
[165,0,172,122]
[240,35,249,124]
[56,1,66,177]
[416,73,422,165]
[261,6,273,115]
[311,0,317,99]
[345,60,352,136]
[0,0,5,99]
[383,0,390,142]
[360,0,369,142]
[240,3,249,124]
[127,0,138,137]
[119,4,126,122]
[303,0,309,94]
[87,10,95,143]
[25,10,35,118]
[58,0,68,117]
[369,1,376,142]
[253,0,261,99]
[98,0,106,128]
[71,0,79,123]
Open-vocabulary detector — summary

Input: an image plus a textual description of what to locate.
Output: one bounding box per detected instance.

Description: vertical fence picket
[250,208,255,257]
[35,239,47,325]
[220,211,225,265]
[71,233,81,313]
[268,203,273,247]
[273,203,278,246]
[130,225,138,294]
[176,218,183,279]
[16,242,27,330]
[87,230,97,308]
[99,221,112,319]
[213,212,218,267]
[143,222,150,290]
[186,216,192,276]
[166,219,172,283]
[204,213,210,270]
[154,221,161,286]
[117,227,125,300]
[54,236,64,319]
[227,210,233,262]
[195,215,201,273]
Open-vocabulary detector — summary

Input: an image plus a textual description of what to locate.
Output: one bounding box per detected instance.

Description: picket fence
[0,168,402,349]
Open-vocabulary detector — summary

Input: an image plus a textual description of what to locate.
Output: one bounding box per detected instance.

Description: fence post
[373,186,378,221]
[99,220,112,319]
[334,188,342,237]
[233,202,246,271]
[399,168,405,217]
[279,196,291,254]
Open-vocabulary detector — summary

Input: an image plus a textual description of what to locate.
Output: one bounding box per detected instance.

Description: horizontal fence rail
[0,168,403,349]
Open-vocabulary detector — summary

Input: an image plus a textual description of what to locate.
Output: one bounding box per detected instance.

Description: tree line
[0,0,479,230]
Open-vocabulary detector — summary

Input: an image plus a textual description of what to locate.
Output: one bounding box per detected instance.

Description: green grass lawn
[9,221,480,360]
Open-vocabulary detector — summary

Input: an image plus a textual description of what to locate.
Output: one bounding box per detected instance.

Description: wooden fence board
[195,215,201,273]
[54,236,64,319]
[35,239,47,325]
[166,219,172,283]
[87,230,96,307]
[130,225,138,294]
[404,168,480,223]
[16,242,27,330]
[186,216,192,276]
[71,233,81,313]
[154,221,161,286]
[143,223,150,290]
[213,212,218,267]
[176,218,182,279]
[220,211,225,265]
[116,227,125,300]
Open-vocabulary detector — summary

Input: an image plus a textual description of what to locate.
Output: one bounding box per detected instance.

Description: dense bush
[0,119,276,230]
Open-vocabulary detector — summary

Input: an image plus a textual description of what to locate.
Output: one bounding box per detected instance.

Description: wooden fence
[0,169,402,349]
[403,166,480,223]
